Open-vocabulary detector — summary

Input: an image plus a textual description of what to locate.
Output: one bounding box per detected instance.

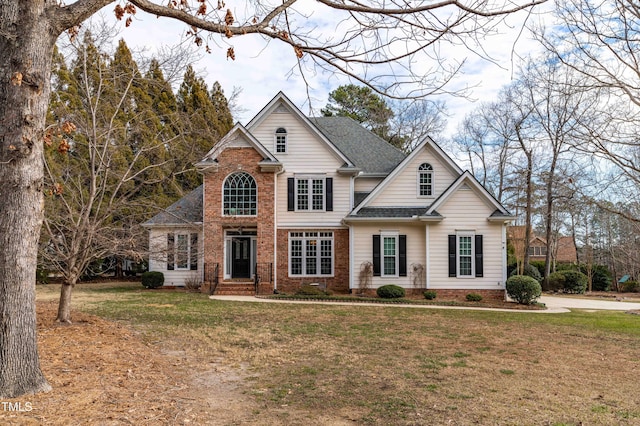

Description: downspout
[348,175,355,292]
[425,225,430,289]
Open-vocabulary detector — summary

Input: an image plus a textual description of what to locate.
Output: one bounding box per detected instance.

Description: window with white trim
[382,235,398,277]
[275,127,287,153]
[297,177,325,211]
[223,172,257,216]
[418,163,433,196]
[457,234,473,277]
[289,231,333,276]
[167,233,198,271]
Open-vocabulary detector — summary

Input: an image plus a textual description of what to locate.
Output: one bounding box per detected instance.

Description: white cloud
[96,3,551,138]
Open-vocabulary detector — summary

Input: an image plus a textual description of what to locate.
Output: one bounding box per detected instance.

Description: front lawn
[26,282,640,425]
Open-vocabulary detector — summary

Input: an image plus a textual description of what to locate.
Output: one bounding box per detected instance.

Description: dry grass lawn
[2,282,639,425]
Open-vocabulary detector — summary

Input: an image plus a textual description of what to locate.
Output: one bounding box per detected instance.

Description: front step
[213,281,255,296]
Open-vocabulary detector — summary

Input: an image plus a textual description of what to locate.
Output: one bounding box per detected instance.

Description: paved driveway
[540,295,640,311]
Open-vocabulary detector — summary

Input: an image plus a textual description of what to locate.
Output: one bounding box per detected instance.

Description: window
[383,236,398,276]
[223,172,257,216]
[289,231,333,276]
[275,127,287,153]
[448,234,483,278]
[167,233,198,271]
[287,177,333,212]
[418,163,433,196]
[527,246,547,256]
[373,234,407,277]
[458,235,473,276]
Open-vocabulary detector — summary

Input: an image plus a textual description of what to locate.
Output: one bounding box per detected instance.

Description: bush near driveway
[506,275,542,305]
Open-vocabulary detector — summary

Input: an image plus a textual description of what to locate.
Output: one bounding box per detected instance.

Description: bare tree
[0,0,546,398]
[538,0,640,221]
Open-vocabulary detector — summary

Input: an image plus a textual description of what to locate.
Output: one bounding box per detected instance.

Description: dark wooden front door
[232,237,251,279]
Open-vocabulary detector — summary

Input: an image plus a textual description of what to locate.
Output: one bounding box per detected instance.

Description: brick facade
[275,228,350,294]
[202,147,276,286]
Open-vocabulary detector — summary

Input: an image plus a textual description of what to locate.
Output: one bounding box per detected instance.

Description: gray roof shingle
[310,116,406,174]
[352,207,431,218]
[143,185,203,226]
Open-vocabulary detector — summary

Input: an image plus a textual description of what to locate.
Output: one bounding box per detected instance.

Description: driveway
[210,295,640,313]
[540,295,640,311]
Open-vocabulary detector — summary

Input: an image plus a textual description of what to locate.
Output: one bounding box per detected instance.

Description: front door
[232,237,251,279]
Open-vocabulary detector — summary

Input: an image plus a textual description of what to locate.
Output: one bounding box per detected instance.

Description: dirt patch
[0,301,257,425]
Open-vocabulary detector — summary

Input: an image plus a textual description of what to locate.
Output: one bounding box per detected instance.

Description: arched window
[418,163,433,196]
[275,127,287,153]
[223,172,257,216]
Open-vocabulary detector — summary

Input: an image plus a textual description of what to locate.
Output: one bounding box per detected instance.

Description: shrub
[621,280,640,293]
[184,274,202,290]
[296,284,329,296]
[506,275,542,305]
[376,284,405,299]
[547,272,566,292]
[141,271,164,289]
[466,293,483,302]
[580,264,612,292]
[423,290,437,300]
[510,263,542,282]
[561,270,588,294]
[529,261,546,277]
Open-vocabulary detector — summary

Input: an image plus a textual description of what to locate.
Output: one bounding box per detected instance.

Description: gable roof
[142,185,203,227]
[195,123,281,171]
[425,171,514,221]
[246,92,356,168]
[310,117,406,175]
[351,136,463,215]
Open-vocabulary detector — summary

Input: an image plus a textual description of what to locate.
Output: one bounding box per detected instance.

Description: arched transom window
[275,127,287,153]
[223,172,257,216]
[418,163,433,197]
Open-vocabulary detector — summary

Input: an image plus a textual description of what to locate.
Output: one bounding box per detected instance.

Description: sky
[91,2,551,138]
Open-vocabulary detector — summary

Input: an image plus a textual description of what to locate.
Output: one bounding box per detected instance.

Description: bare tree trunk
[0,2,56,397]
[56,281,76,324]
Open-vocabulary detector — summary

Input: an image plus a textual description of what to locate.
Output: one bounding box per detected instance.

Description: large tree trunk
[0,2,58,398]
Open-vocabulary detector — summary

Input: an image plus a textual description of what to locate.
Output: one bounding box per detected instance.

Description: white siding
[368,146,458,207]
[148,227,204,287]
[351,223,425,289]
[251,108,351,227]
[427,188,506,290]
[354,176,383,193]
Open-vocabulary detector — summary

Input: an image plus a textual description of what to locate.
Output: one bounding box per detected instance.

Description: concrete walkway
[209,294,640,313]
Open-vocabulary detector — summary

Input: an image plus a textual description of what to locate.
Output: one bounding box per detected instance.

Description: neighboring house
[507,225,577,264]
[143,92,514,299]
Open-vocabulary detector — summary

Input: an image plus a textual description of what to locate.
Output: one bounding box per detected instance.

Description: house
[143,92,514,299]
[507,226,577,265]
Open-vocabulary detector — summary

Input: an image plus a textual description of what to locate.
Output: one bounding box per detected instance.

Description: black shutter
[448,235,456,277]
[287,178,295,211]
[167,234,175,270]
[475,235,483,277]
[399,235,407,277]
[190,233,198,271]
[326,177,333,211]
[372,235,381,276]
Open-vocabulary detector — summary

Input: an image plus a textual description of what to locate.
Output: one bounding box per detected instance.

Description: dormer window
[418,163,433,197]
[275,127,287,153]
